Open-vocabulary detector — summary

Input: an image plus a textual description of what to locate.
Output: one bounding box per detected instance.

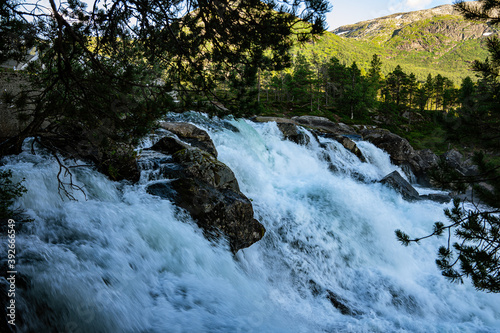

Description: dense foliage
[0,0,329,179]
[395,0,500,293]
[254,52,463,123]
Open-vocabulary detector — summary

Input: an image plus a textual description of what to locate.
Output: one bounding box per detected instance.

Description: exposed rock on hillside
[333,3,495,45]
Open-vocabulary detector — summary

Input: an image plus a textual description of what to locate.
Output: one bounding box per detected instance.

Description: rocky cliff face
[333,3,497,52]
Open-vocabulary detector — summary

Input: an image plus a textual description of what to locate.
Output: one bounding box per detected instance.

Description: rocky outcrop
[417,149,440,170]
[253,116,295,124]
[159,121,218,157]
[361,128,438,183]
[276,123,310,145]
[380,171,420,201]
[253,116,366,161]
[252,116,310,145]
[292,116,357,136]
[441,149,478,176]
[147,131,265,253]
[321,133,366,163]
[420,193,452,204]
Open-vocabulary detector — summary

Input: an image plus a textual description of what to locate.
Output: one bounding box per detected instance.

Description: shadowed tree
[0,0,330,179]
[396,0,500,293]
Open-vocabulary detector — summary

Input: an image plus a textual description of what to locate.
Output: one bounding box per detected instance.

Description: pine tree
[396,0,500,293]
[0,0,329,178]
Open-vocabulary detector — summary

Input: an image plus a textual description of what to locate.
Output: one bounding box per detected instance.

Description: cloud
[404,0,433,8]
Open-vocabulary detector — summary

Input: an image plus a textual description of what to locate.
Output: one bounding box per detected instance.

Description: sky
[325,0,454,29]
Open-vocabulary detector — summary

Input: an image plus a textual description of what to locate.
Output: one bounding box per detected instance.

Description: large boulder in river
[292,116,357,136]
[252,117,310,145]
[253,116,295,124]
[417,149,440,170]
[276,123,310,145]
[321,133,366,163]
[380,171,420,201]
[159,121,218,157]
[148,136,265,252]
[361,128,435,183]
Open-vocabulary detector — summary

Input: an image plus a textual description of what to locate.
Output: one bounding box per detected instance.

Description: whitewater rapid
[2,113,500,332]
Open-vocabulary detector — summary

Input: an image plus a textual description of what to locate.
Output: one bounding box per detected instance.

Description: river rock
[380,170,420,201]
[147,146,265,252]
[151,136,191,154]
[292,116,357,136]
[276,123,310,145]
[321,133,366,162]
[253,116,295,124]
[361,128,432,182]
[419,193,452,203]
[441,149,478,176]
[159,121,218,157]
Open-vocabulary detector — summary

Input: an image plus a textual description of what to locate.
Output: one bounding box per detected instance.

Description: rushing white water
[2,114,500,332]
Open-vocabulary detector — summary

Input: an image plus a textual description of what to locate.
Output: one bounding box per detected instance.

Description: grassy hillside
[295,4,495,84]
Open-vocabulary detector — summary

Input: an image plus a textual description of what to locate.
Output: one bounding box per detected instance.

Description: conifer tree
[396,0,500,293]
[0,0,329,178]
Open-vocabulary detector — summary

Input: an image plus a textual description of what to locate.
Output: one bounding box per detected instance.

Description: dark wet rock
[441,149,478,176]
[326,291,359,316]
[151,136,191,155]
[146,181,177,200]
[159,122,218,157]
[417,149,440,169]
[419,193,452,203]
[276,123,310,145]
[380,171,420,201]
[308,280,360,316]
[321,133,366,163]
[361,128,434,183]
[146,147,265,253]
[221,120,240,133]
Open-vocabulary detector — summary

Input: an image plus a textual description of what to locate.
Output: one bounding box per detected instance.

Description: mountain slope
[297,3,497,83]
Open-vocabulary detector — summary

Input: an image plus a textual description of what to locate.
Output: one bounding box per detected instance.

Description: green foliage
[304,12,491,84]
[396,198,500,292]
[392,2,500,294]
[0,0,329,179]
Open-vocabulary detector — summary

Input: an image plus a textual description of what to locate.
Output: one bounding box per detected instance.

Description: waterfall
[2,114,499,332]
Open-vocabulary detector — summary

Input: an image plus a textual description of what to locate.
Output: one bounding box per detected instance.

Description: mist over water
[2,114,500,332]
